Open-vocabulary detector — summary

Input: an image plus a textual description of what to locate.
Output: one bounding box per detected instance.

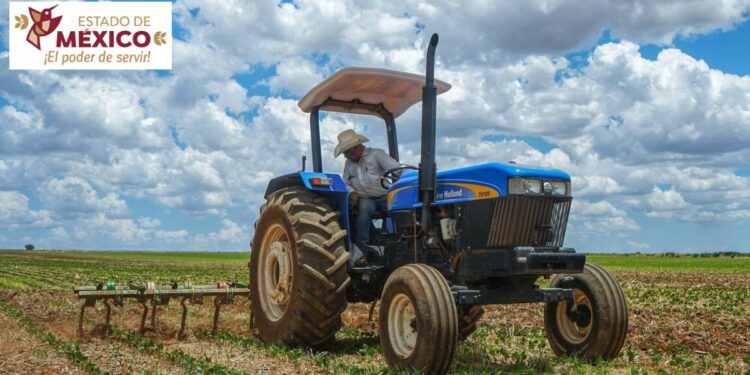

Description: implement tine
[150,298,158,332]
[249,305,254,332]
[179,297,189,340]
[212,296,223,334]
[368,300,378,321]
[78,304,86,337]
[78,298,96,336]
[103,299,112,335]
[74,282,250,337]
[139,300,148,334]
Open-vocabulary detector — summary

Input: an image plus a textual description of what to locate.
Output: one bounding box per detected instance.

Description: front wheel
[544,263,628,360]
[379,264,458,375]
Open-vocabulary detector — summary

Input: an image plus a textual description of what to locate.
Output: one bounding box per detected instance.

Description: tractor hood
[387,162,571,210]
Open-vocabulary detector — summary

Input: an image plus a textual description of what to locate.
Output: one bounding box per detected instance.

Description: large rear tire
[379,264,458,375]
[250,188,350,348]
[544,263,628,360]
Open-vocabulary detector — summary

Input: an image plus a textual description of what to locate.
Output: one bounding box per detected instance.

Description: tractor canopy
[298,67,451,172]
[298,67,451,119]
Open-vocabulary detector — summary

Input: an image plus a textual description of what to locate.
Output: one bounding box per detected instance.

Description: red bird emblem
[27,5,62,50]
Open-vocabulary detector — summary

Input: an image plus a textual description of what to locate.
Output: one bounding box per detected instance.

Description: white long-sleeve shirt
[342,147,401,198]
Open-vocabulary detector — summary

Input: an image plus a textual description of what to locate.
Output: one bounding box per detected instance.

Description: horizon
[4,248,750,255]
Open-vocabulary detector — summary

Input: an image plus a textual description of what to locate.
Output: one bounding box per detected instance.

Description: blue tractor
[249,34,628,374]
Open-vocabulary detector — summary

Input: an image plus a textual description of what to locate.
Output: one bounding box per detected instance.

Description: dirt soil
[0,269,747,374]
[0,298,84,375]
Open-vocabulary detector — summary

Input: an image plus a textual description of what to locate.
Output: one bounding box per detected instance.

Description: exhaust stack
[419,33,439,241]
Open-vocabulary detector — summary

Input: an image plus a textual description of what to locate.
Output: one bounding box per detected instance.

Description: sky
[1,0,749,252]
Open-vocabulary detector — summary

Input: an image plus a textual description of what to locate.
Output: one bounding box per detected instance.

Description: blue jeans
[355,195,388,245]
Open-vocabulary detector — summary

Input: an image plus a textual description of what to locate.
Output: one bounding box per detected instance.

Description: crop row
[0,300,104,374]
[199,329,403,374]
[0,284,255,374]
[110,328,244,375]
[73,292,252,374]
[626,285,749,315]
[0,256,249,289]
[2,252,748,374]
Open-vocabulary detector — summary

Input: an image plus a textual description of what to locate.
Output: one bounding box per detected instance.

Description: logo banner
[9,1,172,70]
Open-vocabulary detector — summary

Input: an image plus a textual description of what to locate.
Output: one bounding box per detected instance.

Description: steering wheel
[380,165,418,190]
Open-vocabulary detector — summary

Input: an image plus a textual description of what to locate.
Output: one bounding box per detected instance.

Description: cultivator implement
[74,281,249,338]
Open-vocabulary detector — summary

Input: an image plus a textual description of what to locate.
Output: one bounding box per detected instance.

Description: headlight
[509,178,541,194]
[549,181,570,196]
[508,178,570,196]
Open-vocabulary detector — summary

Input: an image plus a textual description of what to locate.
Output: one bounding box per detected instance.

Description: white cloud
[414,0,749,61]
[63,213,193,248]
[194,219,249,248]
[570,199,640,234]
[583,44,750,161]
[138,218,161,229]
[0,191,53,228]
[176,0,421,69]
[647,186,688,211]
[175,100,248,151]
[174,0,750,69]
[267,58,324,96]
[37,177,128,219]
[50,227,70,241]
[626,240,651,250]
[617,167,750,222]
[573,176,625,199]
[155,229,190,241]
[78,214,153,243]
[427,41,750,166]
[574,200,627,217]
[1,1,750,250]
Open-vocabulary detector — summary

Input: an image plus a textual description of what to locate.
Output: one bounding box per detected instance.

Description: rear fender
[264,172,351,251]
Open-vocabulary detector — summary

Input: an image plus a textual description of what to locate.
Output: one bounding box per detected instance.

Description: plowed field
[0,251,747,374]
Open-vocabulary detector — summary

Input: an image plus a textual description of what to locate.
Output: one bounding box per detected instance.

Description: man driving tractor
[334,129,401,265]
[250,37,628,374]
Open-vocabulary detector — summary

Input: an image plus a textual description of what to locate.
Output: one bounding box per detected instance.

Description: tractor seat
[369,210,391,241]
[371,210,387,221]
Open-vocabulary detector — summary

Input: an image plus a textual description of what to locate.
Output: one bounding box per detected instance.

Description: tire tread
[544,263,628,360]
[380,264,458,375]
[250,187,350,348]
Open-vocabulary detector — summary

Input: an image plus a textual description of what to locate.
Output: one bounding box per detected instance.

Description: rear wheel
[379,264,458,375]
[544,263,628,360]
[250,188,350,348]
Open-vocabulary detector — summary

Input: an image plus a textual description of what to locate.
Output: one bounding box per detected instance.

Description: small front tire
[544,263,628,360]
[379,264,458,374]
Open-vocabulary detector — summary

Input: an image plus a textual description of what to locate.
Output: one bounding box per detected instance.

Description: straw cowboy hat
[334,129,369,157]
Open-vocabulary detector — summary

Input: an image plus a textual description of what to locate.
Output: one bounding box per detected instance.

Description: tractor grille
[486,196,571,248]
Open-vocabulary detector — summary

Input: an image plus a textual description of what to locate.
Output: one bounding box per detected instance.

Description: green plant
[0,300,104,374]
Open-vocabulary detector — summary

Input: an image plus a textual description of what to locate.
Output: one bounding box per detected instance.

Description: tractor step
[349,265,385,274]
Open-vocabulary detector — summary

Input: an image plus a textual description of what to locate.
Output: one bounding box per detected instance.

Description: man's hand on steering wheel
[380,165,418,190]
